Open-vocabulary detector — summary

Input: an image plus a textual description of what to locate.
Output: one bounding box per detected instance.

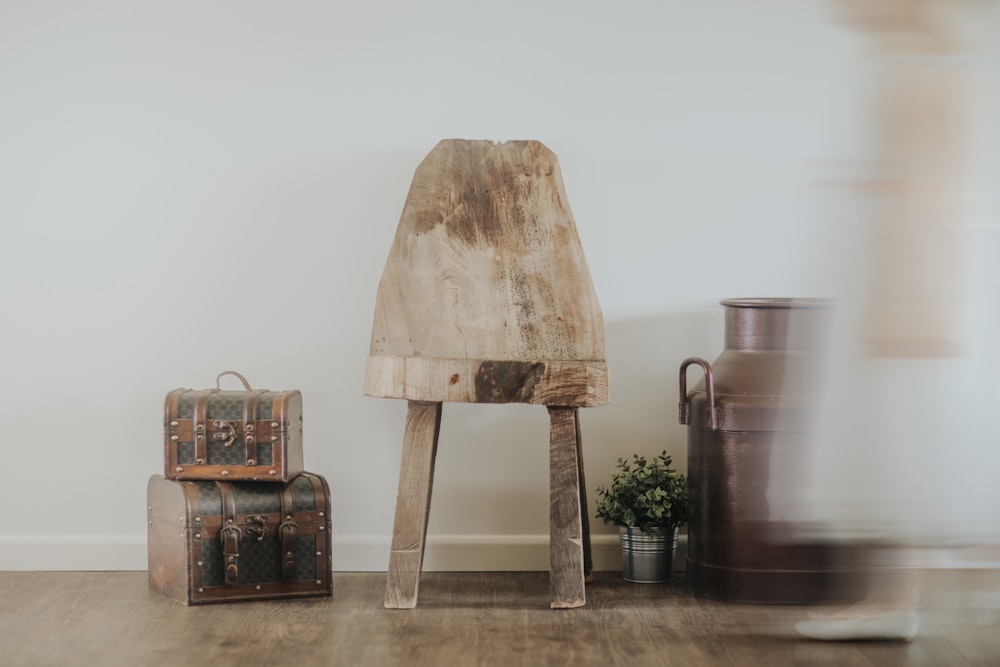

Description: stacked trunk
[147,372,332,605]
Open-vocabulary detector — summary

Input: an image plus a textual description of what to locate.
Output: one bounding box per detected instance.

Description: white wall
[1,0,997,570]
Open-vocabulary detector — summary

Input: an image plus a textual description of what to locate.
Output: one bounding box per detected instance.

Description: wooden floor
[0,571,997,666]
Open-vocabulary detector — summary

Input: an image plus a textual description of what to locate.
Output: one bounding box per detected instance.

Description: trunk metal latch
[245,515,268,541]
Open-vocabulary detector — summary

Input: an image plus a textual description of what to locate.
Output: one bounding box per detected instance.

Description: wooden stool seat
[365,140,608,609]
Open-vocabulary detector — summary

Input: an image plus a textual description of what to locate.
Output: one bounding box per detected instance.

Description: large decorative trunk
[147,472,332,605]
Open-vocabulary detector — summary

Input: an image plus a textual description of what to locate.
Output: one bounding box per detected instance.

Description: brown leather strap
[278,483,299,581]
[217,481,241,586]
[192,390,216,463]
[242,393,261,465]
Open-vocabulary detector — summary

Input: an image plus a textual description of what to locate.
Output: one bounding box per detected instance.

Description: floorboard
[0,571,997,666]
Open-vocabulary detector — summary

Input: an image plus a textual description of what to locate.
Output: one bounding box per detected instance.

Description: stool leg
[548,406,586,609]
[384,400,442,609]
[574,409,593,582]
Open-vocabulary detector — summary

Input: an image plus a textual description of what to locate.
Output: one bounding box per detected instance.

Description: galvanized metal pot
[678,298,846,604]
[619,526,677,583]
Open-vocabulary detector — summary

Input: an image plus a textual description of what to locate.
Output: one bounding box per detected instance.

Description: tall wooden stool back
[365,139,609,609]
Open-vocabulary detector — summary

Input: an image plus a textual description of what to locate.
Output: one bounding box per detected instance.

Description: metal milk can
[678,298,843,604]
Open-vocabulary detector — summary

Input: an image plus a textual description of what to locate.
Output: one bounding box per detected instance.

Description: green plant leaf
[594,450,688,534]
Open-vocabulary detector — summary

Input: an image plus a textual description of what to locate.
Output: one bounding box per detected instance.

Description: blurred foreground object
[786,0,1000,632]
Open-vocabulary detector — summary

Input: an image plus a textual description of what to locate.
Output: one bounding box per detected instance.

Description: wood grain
[384,401,442,609]
[548,406,586,609]
[365,139,608,406]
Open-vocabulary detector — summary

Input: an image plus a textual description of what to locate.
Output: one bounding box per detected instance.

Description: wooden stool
[365,140,609,609]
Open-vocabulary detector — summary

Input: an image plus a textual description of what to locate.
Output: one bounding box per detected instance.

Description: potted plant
[595,451,688,583]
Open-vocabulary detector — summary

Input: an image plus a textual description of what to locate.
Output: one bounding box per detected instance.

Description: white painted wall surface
[1,0,997,570]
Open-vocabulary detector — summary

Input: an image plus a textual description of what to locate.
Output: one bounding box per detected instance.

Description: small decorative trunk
[163,377,304,482]
[147,472,332,605]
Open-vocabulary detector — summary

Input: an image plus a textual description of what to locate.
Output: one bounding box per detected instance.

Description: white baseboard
[333,533,625,572]
[7,534,997,575]
[0,533,687,573]
[0,534,149,571]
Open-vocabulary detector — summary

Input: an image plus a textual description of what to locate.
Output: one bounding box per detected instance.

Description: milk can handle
[678,357,720,431]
